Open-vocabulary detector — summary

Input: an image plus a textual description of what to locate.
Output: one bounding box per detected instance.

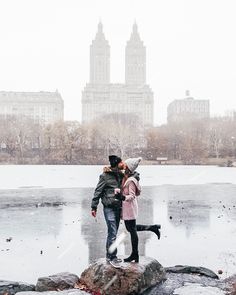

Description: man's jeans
[103,207,121,260]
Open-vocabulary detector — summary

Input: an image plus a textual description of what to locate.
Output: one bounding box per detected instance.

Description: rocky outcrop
[15,291,89,295]
[165,265,219,279]
[0,280,35,295]
[80,256,166,295]
[223,274,236,295]
[142,267,227,295]
[35,273,79,292]
[3,262,236,295]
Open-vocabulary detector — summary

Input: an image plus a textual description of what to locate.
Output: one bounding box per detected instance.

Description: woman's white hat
[125,157,142,173]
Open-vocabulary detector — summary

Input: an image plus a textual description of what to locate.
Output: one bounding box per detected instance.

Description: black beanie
[109,155,122,168]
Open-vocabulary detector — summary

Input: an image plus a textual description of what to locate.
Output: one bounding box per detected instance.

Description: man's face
[118,161,127,170]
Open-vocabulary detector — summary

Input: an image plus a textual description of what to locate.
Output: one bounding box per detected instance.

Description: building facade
[82,22,154,126]
[0,90,64,124]
[167,91,210,123]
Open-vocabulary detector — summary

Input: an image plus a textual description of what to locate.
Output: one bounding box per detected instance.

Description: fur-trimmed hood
[103,166,123,174]
[103,166,113,173]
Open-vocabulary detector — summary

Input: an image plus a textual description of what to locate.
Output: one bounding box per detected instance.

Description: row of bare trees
[0,114,236,164]
[146,118,236,164]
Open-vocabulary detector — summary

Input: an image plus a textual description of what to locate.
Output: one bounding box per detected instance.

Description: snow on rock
[173,283,226,295]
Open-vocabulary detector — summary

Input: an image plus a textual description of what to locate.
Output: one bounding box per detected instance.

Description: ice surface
[0,166,236,284]
[0,165,236,189]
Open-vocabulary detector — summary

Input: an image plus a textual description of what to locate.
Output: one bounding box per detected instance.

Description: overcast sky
[0,0,236,125]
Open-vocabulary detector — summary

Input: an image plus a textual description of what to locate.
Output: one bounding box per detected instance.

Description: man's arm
[91,174,106,211]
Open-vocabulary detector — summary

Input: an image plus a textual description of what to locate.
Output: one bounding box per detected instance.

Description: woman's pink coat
[122,176,141,220]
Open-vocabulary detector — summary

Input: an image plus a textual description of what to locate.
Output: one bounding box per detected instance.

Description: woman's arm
[124,181,136,202]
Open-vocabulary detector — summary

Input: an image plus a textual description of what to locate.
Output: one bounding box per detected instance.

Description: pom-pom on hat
[125,157,142,173]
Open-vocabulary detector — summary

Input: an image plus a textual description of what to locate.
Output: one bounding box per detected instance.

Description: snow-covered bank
[0,165,236,189]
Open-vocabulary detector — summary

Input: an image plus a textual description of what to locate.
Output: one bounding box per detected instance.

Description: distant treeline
[0,114,236,165]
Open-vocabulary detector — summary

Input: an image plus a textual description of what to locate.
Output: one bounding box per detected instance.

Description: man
[91,155,124,267]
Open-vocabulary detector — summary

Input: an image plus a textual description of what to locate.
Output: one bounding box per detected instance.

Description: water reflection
[165,185,236,236]
[124,197,154,256]
[0,184,236,283]
[81,193,107,262]
[81,191,155,262]
[168,199,211,237]
[0,207,63,238]
[0,188,64,208]
[0,189,64,237]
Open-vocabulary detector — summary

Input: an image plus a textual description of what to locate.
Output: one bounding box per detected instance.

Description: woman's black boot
[149,224,161,239]
[124,252,139,263]
[136,224,161,239]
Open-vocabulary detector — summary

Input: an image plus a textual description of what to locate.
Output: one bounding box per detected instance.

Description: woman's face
[118,161,127,170]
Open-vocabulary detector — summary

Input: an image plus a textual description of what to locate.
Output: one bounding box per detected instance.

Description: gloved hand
[115,193,126,201]
[114,188,121,194]
[91,209,97,218]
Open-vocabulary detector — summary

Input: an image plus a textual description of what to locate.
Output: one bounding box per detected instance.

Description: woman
[115,157,161,263]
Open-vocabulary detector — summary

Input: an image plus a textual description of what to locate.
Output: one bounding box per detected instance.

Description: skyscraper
[82,22,154,126]
[125,22,146,86]
[90,22,110,85]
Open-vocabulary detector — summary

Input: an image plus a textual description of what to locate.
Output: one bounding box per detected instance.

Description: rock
[15,290,89,295]
[165,265,219,279]
[223,274,236,294]
[35,273,79,292]
[224,274,236,285]
[142,272,227,295]
[80,256,166,295]
[0,280,35,295]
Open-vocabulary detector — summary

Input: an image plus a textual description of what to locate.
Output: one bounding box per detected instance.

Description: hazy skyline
[1,0,236,125]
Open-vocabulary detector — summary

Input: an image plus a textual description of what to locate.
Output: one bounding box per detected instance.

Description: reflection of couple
[91,155,161,267]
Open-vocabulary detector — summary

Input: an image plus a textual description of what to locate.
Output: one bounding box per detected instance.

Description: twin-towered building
[82,22,154,126]
[0,23,211,127]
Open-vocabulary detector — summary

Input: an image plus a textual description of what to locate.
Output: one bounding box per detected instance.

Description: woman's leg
[124,219,139,262]
[136,224,161,239]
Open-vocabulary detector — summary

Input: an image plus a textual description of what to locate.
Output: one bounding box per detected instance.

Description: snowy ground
[0,165,236,189]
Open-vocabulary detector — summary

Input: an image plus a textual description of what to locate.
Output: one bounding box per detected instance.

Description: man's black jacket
[91,167,124,210]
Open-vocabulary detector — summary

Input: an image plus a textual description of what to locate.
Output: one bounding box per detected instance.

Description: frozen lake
[0,165,236,284]
[0,164,236,189]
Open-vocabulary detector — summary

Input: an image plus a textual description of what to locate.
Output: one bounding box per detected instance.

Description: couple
[91,155,161,267]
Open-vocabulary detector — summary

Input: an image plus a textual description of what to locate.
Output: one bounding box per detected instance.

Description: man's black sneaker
[106,257,122,263]
[108,257,122,268]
